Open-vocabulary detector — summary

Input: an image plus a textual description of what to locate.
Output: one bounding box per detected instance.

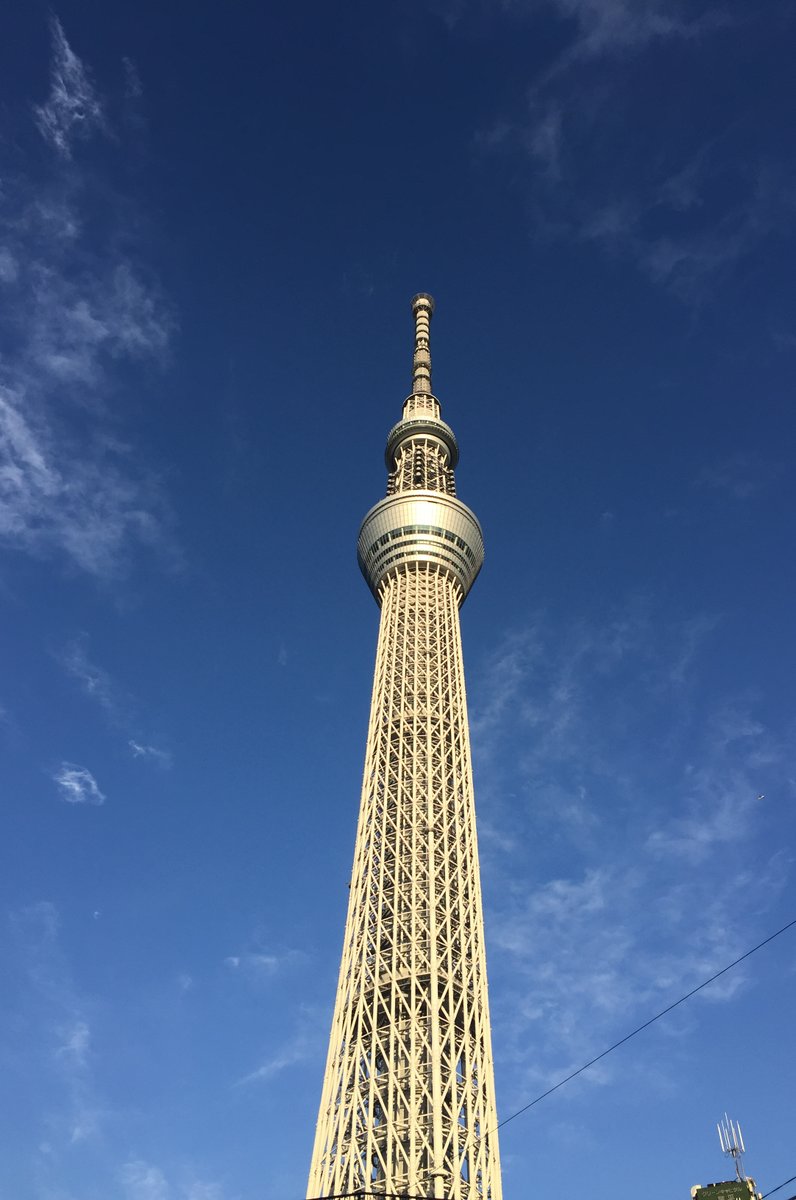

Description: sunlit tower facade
[307,296,502,1199]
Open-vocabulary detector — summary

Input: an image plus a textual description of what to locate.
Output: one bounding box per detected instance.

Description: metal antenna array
[718,1114,746,1182]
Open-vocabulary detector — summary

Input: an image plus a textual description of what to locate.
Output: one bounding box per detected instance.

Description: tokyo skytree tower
[307,295,502,1200]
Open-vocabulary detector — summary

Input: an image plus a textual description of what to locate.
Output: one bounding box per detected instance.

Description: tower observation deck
[307,295,502,1199]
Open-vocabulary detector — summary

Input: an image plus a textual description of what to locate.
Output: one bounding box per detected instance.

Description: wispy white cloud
[58,634,172,764]
[223,928,309,984]
[472,6,795,304]
[234,1001,324,1089]
[469,626,544,752]
[56,1019,91,1069]
[471,609,793,1104]
[667,614,719,687]
[620,166,796,301]
[235,1030,313,1087]
[647,699,781,862]
[34,15,107,158]
[520,135,792,304]
[10,902,105,1146]
[184,1185,227,1200]
[0,248,19,282]
[224,947,305,979]
[120,1162,229,1200]
[60,634,122,720]
[129,739,173,767]
[538,0,727,61]
[524,102,563,180]
[0,17,176,578]
[53,762,105,805]
[121,1161,171,1200]
[444,0,726,60]
[487,856,766,1106]
[122,56,144,102]
[695,453,776,499]
[772,330,796,352]
[225,952,279,973]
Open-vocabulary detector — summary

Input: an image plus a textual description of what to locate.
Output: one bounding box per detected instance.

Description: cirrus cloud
[0,16,176,580]
[33,15,107,158]
[53,763,105,806]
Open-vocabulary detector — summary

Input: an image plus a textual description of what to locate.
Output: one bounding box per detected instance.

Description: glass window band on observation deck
[368,526,477,567]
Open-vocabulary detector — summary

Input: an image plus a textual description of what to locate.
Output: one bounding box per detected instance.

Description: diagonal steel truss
[308,296,502,1200]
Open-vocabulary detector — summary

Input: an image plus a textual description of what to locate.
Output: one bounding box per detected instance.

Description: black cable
[495,915,796,1133]
[763,1178,796,1198]
[306,1192,430,1199]
[305,1181,796,1200]
[304,1187,796,1200]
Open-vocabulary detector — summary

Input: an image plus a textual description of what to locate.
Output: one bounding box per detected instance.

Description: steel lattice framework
[308,296,502,1200]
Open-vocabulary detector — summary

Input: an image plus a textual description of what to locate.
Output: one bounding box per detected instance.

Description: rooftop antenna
[718,1114,746,1182]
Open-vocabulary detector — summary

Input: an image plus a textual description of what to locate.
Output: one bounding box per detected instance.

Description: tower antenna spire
[411,292,435,396]
[308,297,500,1198]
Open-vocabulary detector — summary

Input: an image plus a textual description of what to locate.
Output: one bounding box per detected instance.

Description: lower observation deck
[358,491,484,602]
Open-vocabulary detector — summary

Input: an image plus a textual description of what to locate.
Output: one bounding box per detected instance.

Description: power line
[304,1186,796,1200]
[306,1193,429,1199]
[495,915,796,1133]
[763,1178,796,1198]
[304,1178,796,1200]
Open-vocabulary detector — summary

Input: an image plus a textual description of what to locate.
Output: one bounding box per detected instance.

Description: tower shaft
[308,297,502,1199]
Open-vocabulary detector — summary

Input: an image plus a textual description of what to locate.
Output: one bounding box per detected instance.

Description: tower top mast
[411,292,435,396]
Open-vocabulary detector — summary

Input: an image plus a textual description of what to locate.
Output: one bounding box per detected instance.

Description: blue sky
[1,2,794,1198]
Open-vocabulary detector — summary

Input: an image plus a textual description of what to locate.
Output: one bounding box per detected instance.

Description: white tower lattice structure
[307,295,502,1200]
